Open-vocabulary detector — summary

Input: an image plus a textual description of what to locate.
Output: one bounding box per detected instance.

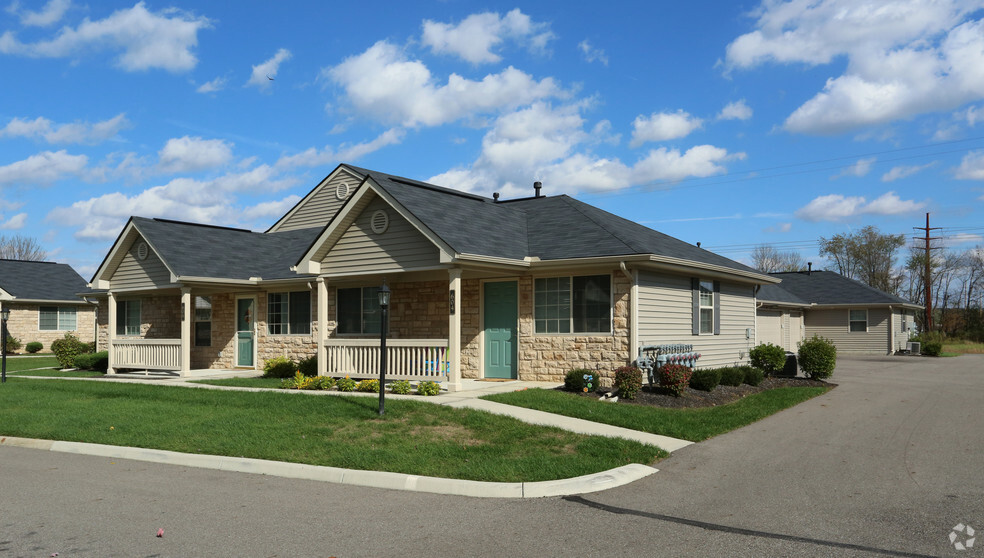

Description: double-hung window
[39,306,77,331]
[267,291,311,335]
[692,279,720,335]
[337,287,382,334]
[116,300,141,336]
[534,275,611,334]
[849,309,867,332]
[194,296,212,346]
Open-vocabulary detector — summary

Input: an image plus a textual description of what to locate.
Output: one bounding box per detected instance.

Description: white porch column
[318,278,328,377]
[107,291,116,375]
[180,288,192,377]
[447,268,463,392]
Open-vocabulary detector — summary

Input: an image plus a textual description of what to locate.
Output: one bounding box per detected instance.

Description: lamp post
[1,307,10,384]
[377,280,390,416]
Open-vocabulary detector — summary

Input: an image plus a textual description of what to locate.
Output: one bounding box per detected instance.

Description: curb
[0,436,658,498]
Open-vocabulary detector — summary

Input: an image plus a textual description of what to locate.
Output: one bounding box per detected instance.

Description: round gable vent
[370,209,389,234]
[335,183,350,200]
[136,241,149,260]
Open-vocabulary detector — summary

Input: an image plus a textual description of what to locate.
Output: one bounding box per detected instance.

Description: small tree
[798,334,837,380]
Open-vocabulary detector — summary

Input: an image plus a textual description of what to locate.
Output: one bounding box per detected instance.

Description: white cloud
[0,212,27,229]
[630,110,703,146]
[9,0,70,27]
[764,222,793,233]
[831,157,876,179]
[0,150,88,186]
[275,128,406,169]
[240,195,302,220]
[578,40,608,66]
[796,191,925,221]
[157,136,233,173]
[954,150,984,179]
[247,48,291,89]
[421,8,554,64]
[724,1,984,134]
[718,99,752,121]
[946,232,984,245]
[0,2,210,72]
[196,76,226,93]
[0,113,129,144]
[631,145,742,183]
[881,162,935,182]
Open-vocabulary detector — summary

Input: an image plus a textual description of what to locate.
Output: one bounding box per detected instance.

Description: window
[39,306,77,331]
[692,279,720,335]
[337,287,381,334]
[849,309,867,332]
[116,300,141,336]
[534,275,611,334]
[267,291,311,335]
[194,296,211,346]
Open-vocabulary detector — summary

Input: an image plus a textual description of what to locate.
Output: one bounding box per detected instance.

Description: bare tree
[0,235,47,261]
[751,244,805,273]
[819,226,906,294]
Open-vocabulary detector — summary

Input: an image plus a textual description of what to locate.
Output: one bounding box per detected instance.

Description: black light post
[1,307,10,384]
[377,280,390,416]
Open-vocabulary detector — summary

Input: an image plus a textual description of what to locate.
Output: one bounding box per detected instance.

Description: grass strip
[0,379,664,482]
[483,386,831,442]
[2,356,60,372]
[8,369,104,378]
[192,377,283,389]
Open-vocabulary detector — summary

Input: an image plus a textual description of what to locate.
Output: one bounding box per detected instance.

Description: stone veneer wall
[255,290,319,368]
[3,303,97,351]
[460,279,482,379]
[323,280,450,341]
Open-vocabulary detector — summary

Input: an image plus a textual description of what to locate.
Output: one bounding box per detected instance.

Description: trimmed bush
[689,368,721,392]
[658,364,693,397]
[390,379,412,395]
[25,341,43,353]
[336,376,357,392]
[73,351,109,372]
[356,379,380,393]
[798,334,837,379]
[4,335,21,352]
[50,332,90,368]
[417,380,441,396]
[613,366,643,400]
[921,342,943,357]
[564,368,598,393]
[297,355,317,376]
[719,366,745,386]
[741,366,765,386]
[262,356,297,378]
[750,343,786,375]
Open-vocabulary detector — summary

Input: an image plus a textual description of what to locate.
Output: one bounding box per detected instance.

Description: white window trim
[335,285,384,337]
[849,308,868,333]
[698,280,714,335]
[533,274,613,336]
[266,290,313,337]
[194,295,212,347]
[117,300,141,337]
[38,306,78,331]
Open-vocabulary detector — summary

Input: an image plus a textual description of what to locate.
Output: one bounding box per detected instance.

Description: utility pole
[913,213,941,332]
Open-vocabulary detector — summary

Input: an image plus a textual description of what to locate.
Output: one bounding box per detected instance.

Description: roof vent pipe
[534,181,542,198]
[696,242,701,248]
[493,192,500,202]
[807,262,812,275]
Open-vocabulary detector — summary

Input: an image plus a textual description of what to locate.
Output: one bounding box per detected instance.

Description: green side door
[236,298,255,367]
[484,281,518,379]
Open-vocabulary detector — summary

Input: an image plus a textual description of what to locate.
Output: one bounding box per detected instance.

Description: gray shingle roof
[0,259,90,301]
[762,270,920,306]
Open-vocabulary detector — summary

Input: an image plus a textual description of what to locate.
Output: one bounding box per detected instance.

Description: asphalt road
[1,355,981,557]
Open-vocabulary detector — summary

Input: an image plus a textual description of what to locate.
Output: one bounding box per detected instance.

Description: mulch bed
[574,376,834,409]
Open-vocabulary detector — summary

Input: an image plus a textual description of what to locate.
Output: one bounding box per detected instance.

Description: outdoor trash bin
[782,352,798,377]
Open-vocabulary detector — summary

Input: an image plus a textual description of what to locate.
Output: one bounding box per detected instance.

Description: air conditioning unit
[906,341,921,354]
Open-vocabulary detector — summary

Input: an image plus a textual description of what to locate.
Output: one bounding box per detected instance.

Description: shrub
[297,355,318,376]
[658,364,693,397]
[310,376,335,390]
[390,379,412,394]
[719,366,745,386]
[336,376,357,392]
[356,379,380,393]
[73,351,109,372]
[4,335,21,352]
[25,341,43,353]
[921,342,943,357]
[613,366,643,399]
[50,332,90,368]
[750,343,786,375]
[689,368,721,392]
[741,366,765,387]
[262,356,296,378]
[798,334,837,379]
[417,380,441,396]
[564,368,598,393]
[280,371,306,389]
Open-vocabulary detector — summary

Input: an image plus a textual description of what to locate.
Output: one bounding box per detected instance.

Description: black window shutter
[713,281,721,335]
[691,278,699,335]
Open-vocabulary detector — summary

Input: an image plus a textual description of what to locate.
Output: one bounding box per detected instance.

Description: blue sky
[3,0,984,279]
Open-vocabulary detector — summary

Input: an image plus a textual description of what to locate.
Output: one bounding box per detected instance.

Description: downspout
[889,305,895,354]
[619,262,638,365]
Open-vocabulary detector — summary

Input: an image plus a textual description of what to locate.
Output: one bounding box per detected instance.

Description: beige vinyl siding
[757,310,783,347]
[110,238,172,290]
[273,168,360,232]
[637,271,756,368]
[804,307,891,354]
[788,311,804,350]
[321,197,440,274]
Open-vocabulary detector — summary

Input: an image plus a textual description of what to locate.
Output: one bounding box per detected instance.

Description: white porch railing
[111,338,181,371]
[324,339,449,381]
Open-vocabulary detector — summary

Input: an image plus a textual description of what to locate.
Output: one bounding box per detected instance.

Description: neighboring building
[757,269,922,355]
[0,259,98,351]
[89,164,780,388]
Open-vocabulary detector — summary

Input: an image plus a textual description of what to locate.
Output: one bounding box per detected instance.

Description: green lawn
[942,341,984,355]
[2,356,61,372]
[0,379,664,482]
[483,386,831,442]
[192,377,283,389]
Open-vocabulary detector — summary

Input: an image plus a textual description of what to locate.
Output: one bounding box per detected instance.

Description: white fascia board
[294,181,375,269]
[645,255,780,284]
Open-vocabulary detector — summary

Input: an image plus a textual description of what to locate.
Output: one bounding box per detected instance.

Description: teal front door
[484,281,518,379]
[236,298,255,367]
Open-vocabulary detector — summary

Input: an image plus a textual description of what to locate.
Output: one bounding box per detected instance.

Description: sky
[3,0,984,280]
